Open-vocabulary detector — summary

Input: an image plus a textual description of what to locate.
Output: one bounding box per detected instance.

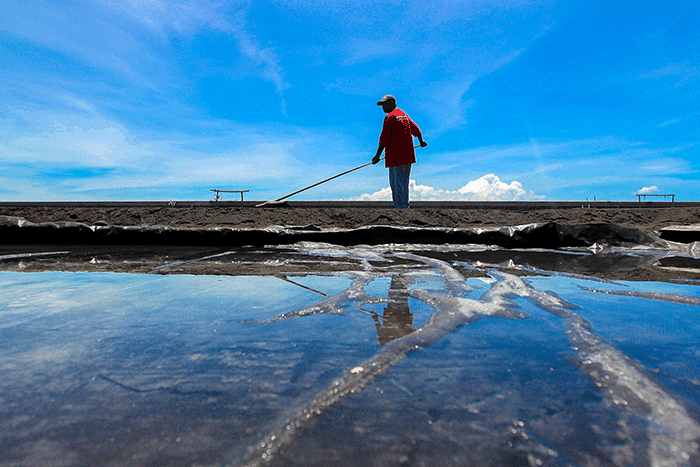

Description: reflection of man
[372,275,415,345]
[372,95,427,209]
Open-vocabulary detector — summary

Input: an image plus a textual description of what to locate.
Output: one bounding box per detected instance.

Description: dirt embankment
[2,205,699,232]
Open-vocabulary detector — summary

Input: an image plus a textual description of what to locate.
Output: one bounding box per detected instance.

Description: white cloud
[357,174,536,201]
[636,186,659,194]
[455,174,529,200]
[356,186,391,201]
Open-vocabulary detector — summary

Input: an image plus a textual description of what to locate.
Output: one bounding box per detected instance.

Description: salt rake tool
[256,157,385,207]
[256,144,423,207]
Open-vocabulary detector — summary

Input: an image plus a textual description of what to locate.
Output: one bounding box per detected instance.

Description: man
[372,95,427,209]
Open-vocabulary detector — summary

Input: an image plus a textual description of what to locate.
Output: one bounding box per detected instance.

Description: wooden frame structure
[210,189,250,201]
[636,194,675,202]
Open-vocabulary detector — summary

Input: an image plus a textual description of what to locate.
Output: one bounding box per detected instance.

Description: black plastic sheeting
[658,226,700,244]
[0,215,661,248]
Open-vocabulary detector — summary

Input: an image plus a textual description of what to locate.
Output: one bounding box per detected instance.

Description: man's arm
[409,119,427,147]
[372,143,386,164]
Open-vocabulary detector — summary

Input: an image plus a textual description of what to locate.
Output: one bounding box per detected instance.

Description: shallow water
[1,245,699,466]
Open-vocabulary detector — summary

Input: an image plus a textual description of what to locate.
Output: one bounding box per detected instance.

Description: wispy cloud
[0,112,150,168]
[0,107,355,199]
[1,1,170,89]
[4,0,290,115]
[341,38,403,66]
[421,137,694,173]
[415,80,476,135]
[640,156,694,174]
[658,119,679,128]
[97,0,227,34]
[102,0,291,115]
[638,63,700,83]
[229,21,290,116]
[414,47,526,135]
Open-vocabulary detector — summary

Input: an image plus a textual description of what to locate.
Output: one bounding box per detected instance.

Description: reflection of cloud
[357,174,538,201]
[637,186,659,194]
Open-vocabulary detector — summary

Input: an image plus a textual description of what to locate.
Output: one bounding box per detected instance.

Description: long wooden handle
[273,157,385,202]
[259,145,424,206]
[274,145,423,202]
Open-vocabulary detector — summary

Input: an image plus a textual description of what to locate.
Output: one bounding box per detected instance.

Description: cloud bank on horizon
[1,0,698,201]
[357,174,536,202]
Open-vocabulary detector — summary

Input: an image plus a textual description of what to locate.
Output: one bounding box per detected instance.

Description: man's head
[377,95,397,113]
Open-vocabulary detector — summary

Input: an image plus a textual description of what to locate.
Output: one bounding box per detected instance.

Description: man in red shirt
[372,95,427,209]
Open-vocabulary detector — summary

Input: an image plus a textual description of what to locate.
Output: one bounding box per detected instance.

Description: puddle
[1,245,699,466]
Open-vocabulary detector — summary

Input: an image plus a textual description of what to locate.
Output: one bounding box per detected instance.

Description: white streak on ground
[225,250,700,467]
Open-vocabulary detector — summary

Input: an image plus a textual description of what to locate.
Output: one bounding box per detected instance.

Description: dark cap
[376,95,396,106]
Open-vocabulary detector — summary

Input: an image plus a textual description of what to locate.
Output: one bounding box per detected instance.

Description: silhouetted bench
[636,194,675,202]
[210,189,250,201]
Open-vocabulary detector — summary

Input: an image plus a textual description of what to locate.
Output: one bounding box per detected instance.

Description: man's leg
[389,164,411,209]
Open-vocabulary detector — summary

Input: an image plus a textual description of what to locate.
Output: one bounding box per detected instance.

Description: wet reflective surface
[1,244,700,466]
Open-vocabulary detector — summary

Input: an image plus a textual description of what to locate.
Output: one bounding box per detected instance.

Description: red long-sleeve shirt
[379,108,421,168]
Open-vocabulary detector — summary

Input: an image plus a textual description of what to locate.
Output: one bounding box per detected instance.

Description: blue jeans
[389,164,412,209]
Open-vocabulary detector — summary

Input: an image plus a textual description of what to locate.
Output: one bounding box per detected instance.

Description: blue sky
[1,0,698,201]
